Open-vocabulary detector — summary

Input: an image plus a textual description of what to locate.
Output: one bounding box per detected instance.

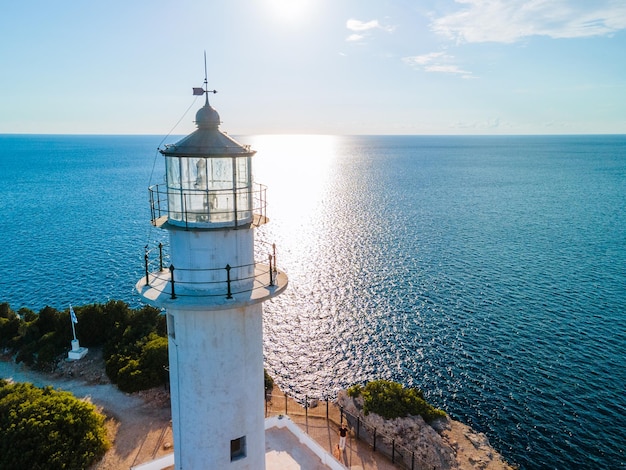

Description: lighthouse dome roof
[159,100,255,157]
[195,103,220,129]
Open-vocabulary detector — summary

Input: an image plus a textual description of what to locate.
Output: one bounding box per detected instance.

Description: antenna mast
[203,50,209,105]
[192,51,217,99]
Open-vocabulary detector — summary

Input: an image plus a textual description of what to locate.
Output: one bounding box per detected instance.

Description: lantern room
[150,100,264,230]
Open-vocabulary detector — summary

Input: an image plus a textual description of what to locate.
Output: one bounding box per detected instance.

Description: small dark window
[230,436,246,461]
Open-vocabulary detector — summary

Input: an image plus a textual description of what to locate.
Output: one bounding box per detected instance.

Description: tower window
[230,436,246,461]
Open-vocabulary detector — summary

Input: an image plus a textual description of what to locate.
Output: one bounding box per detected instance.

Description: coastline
[2,352,515,470]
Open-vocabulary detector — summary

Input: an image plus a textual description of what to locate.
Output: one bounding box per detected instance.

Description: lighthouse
[137,84,287,469]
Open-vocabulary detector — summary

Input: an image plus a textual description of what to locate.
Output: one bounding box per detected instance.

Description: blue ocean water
[1,134,625,469]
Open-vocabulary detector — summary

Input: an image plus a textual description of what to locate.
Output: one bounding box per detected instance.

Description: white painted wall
[169,229,255,293]
[168,303,265,470]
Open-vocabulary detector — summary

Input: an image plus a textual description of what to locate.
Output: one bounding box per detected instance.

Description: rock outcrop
[336,390,515,470]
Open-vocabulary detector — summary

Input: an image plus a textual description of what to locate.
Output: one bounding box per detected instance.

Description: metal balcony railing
[148,182,267,229]
[141,241,282,300]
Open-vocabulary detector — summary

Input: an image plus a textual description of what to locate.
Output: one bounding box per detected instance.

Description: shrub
[264,369,274,394]
[73,303,107,347]
[0,308,19,348]
[108,331,169,393]
[0,380,109,470]
[347,383,363,398]
[0,301,169,393]
[349,379,446,423]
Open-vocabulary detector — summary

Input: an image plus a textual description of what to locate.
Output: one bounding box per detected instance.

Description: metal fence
[339,406,428,470]
[264,392,428,470]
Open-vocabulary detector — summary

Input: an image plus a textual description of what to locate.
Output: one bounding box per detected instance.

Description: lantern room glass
[165,155,253,227]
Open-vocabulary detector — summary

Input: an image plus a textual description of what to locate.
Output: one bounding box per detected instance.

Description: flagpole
[70,305,77,341]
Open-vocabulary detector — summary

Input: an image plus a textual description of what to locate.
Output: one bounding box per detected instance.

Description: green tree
[0,380,109,470]
[348,379,446,423]
[0,304,20,348]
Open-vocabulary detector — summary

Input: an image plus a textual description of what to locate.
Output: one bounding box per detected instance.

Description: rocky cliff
[336,390,516,470]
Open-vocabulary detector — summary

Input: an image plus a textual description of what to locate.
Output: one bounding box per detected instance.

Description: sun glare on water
[247,134,340,213]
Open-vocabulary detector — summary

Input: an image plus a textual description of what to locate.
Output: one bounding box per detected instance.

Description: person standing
[339,424,348,450]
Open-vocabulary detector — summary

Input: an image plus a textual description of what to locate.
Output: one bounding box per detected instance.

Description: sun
[265,0,313,23]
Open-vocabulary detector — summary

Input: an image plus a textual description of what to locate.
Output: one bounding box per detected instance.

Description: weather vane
[193,51,217,104]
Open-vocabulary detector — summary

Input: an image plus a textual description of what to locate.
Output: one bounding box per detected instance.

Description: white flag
[70,305,78,324]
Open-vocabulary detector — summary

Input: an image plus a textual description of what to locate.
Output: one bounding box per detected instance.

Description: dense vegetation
[0,379,109,470]
[347,379,446,423]
[0,301,168,392]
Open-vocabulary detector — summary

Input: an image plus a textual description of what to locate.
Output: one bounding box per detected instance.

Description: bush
[348,379,446,423]
[264,369,274,394]
[0,306,20,348]
[11,306,72,370]
[114,333,169,392]
[347,383,363,398]
[0,301,169,393]
[0,379,109,470]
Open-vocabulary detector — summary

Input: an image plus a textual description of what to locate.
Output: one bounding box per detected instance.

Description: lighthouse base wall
[166,303,265,470]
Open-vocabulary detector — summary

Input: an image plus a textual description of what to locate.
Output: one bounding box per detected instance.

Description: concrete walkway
[266,390,399,470]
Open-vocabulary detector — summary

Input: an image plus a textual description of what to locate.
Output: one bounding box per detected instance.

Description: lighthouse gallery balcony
[148,182,269,230]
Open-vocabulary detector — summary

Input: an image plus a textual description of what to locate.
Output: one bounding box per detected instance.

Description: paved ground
[266,389,399,470]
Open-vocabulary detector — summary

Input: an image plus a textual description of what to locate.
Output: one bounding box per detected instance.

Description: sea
[0,133,624,469]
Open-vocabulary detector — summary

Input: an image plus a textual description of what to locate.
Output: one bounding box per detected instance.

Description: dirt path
[0,351,173,470]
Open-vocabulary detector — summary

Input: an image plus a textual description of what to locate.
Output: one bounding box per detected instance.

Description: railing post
[225,264,233,299]
[272,243,277,273]
[411,451,415,470]
[268,255,275,286]
[158,242,164,271]
[144,246,150,286]
[356,416,360,440]
[284,393,288,415]
[392,439,395,463]
[305,395,308,430]
[373,427,377,451]
[326,396,329,421]
[169,265,177,299]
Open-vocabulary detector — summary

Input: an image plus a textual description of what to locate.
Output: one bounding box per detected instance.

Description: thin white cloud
[346,33,365,42]
[432,0,626,44]
[347,18,395,33]
[347,19,380,31]
[345,18,395,42]
[405,52,446,65]
[403,52,473,78]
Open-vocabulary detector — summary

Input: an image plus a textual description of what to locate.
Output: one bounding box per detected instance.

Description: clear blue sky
[2,0,625,135]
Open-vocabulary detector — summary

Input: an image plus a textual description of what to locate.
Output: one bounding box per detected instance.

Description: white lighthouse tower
[137,84,287,469]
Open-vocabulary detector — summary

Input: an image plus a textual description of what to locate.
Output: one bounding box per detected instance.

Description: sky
[1,0,626,135]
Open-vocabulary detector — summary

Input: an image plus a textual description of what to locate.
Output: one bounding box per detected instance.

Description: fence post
[273,243,277,273]
[225,264,232,299]
[305,395,308,429]
[326,396,329,421]
[356,416,360,440]
[284,393,288,415]
[169,265,177,299]
[158,242,164,271]
[411,451,415,470]
[268,255,274,286]
[373,427,377,452]
[144,247,150,286]
[392,439,395,463]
